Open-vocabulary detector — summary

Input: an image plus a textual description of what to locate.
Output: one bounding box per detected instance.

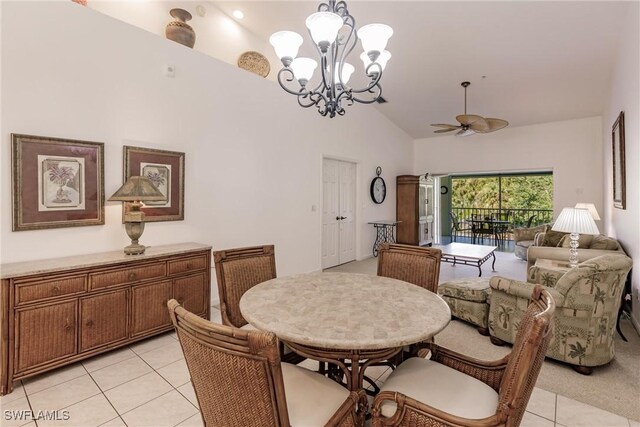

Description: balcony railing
[450,207,553,245]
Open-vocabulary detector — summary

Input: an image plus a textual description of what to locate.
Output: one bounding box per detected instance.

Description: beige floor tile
[376,367,392,382]
[176,413,204,427]
[363,365,389,381]
[90,356,152,391]
[38,394,118,427]
[629,419,640,427]
[526,387,556,422]
[138,341,184,369]
[177,382,198,408]
[156,358,191,387]
[209,309,222,324]
[22,363,87,395]
[28,375,101,413]
[0,396,34,427]
[168,331,178,340]
[99,417,127,427]
[121,390,198,427]
[129,334,176,355]
[0,381,26,405]
[522,411,555,427]
[556,395,629,427]
[82,347,137,373]
[104,371,172,414]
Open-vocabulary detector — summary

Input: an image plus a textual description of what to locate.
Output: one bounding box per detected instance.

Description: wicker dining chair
[371,286,555,427]
[213,245,302,364]
[377,243,442,293]
[168,300,367,427]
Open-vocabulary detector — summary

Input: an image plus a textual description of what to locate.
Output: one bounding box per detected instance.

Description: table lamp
[552,207,600,267]
[574,203,601,221]
[108,176,165,255]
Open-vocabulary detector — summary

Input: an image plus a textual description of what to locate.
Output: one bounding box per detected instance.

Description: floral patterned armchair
[488,254,632,374]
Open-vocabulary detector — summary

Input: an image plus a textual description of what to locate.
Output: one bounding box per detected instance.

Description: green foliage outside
[452,175,553,210]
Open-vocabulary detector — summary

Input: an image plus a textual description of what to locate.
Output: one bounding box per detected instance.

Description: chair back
[497,286,555,427]
[213,245,276,328]
[168,299,289,427]
[377,243,442,293]
[526,215,536,228]
[449,211,461,230]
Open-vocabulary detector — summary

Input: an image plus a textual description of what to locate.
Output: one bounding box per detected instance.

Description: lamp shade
[552,207,600,235]
[574,203,601,220]
[290,57,318,83]
[358,23,393,54]
[108,176,165,202]
[305,12,343,46]
[360,50,391,72]
[334,62,355,84]
[269,31,303,60]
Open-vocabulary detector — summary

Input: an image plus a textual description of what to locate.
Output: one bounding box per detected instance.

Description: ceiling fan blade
[430,123,461,129]
[456,129,475,137]
[434,128,458,133]
[485,118,509,131]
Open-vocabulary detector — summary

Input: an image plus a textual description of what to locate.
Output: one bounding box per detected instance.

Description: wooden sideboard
[0,243,211,395]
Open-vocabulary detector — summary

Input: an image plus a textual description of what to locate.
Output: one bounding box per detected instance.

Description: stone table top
[239,272,451,350]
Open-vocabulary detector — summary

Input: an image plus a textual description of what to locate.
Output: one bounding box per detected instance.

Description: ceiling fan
[431,81,509,136]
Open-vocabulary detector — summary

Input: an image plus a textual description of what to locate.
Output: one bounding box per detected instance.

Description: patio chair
[371,286,555,427]
[450,212,473,242]
[168,300,367,427]
[377,243,442,293]
[213,245,303,364]
[526,214,536,228]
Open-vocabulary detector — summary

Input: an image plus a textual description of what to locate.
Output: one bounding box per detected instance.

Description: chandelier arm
[336,14,357,90]
[318,1,330,12]
[350,63,382,95]
[351,82,382,104]
[334,1,348,16]
[277,68,314,97]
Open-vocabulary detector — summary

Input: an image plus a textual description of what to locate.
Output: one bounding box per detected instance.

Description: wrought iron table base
[372,224,396,257]
[441,251,496,277]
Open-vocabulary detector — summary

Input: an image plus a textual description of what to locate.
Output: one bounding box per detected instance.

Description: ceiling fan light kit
[269,0,393,118]
[431,81,509,136]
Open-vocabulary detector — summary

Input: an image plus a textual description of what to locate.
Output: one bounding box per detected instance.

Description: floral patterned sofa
[487,254,632,374]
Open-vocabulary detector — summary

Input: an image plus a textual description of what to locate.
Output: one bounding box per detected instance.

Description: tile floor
[1,306,637,427]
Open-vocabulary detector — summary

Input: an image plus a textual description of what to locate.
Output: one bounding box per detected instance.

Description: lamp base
[568,232,580,268]
[124,242,146,255]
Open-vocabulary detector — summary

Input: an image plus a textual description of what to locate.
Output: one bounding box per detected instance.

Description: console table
[0,243,211,395]
[368,220,401,257]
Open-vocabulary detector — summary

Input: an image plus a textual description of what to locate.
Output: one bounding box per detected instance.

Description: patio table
[239,272,451,392]
[466,217,511,246]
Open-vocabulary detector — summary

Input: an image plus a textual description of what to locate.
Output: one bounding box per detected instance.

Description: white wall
[0,1,413,280]
[413,117,604,220]
[602,1,640,329]
[89,0,281,81]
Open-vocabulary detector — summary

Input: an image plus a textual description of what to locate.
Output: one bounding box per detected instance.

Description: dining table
[239,272,451,392]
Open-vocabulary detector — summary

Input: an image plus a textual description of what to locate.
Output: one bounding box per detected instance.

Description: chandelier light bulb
[334,62,355,85]
[360,50,391,72]
[305,12,343,52]
[358,23,393,55]
[269,31,304,65]
[290,57,318,86]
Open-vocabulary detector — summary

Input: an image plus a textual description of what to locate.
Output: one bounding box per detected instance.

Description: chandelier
[269,0,393,118]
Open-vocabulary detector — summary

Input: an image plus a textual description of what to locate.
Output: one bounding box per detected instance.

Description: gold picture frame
[612,111,626,210]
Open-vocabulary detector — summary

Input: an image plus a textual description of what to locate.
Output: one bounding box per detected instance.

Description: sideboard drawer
[167,254,207,276]
[89,263,166,290]
[16,275,87,306]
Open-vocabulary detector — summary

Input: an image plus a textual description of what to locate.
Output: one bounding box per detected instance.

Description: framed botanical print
[11,134,105,231]
[612,111,626,209]
[123,146,185,222]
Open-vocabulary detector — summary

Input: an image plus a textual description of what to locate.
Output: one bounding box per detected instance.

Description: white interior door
[322,159,356,269]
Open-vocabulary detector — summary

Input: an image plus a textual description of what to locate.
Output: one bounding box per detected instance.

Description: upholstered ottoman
[438,277,491,335]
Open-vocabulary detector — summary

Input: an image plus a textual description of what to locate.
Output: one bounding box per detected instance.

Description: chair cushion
[438,278,491,302]
[589,235,619,250]
[516,240,534,249]
[379,357,498,419]
[281,362,351,426]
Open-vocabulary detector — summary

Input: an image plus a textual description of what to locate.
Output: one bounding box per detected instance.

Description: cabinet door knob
[51,286,60,294]
[177,298,184,305]
[128,272,137,281]
[186,263,192,269]
[86,320,94,327]
[64,323,72,331]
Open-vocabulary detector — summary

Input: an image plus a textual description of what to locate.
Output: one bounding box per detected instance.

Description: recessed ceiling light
[233,10,244,19]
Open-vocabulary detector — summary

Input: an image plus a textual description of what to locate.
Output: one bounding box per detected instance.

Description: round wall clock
[370,166,386,204]
[440,185,449,195]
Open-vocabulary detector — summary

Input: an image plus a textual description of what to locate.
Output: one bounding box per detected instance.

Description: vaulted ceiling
[214,1,628,138]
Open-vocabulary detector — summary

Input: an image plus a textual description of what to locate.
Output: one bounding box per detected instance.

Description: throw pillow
[542,229,568,247]
[589,235,619,250]
[559,234,594,248]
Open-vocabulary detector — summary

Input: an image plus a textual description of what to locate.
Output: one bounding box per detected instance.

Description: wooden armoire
[396,175,434,246]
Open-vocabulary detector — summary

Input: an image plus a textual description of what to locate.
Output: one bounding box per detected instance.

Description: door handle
[336,216,347,220]
[341,216,347,220]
